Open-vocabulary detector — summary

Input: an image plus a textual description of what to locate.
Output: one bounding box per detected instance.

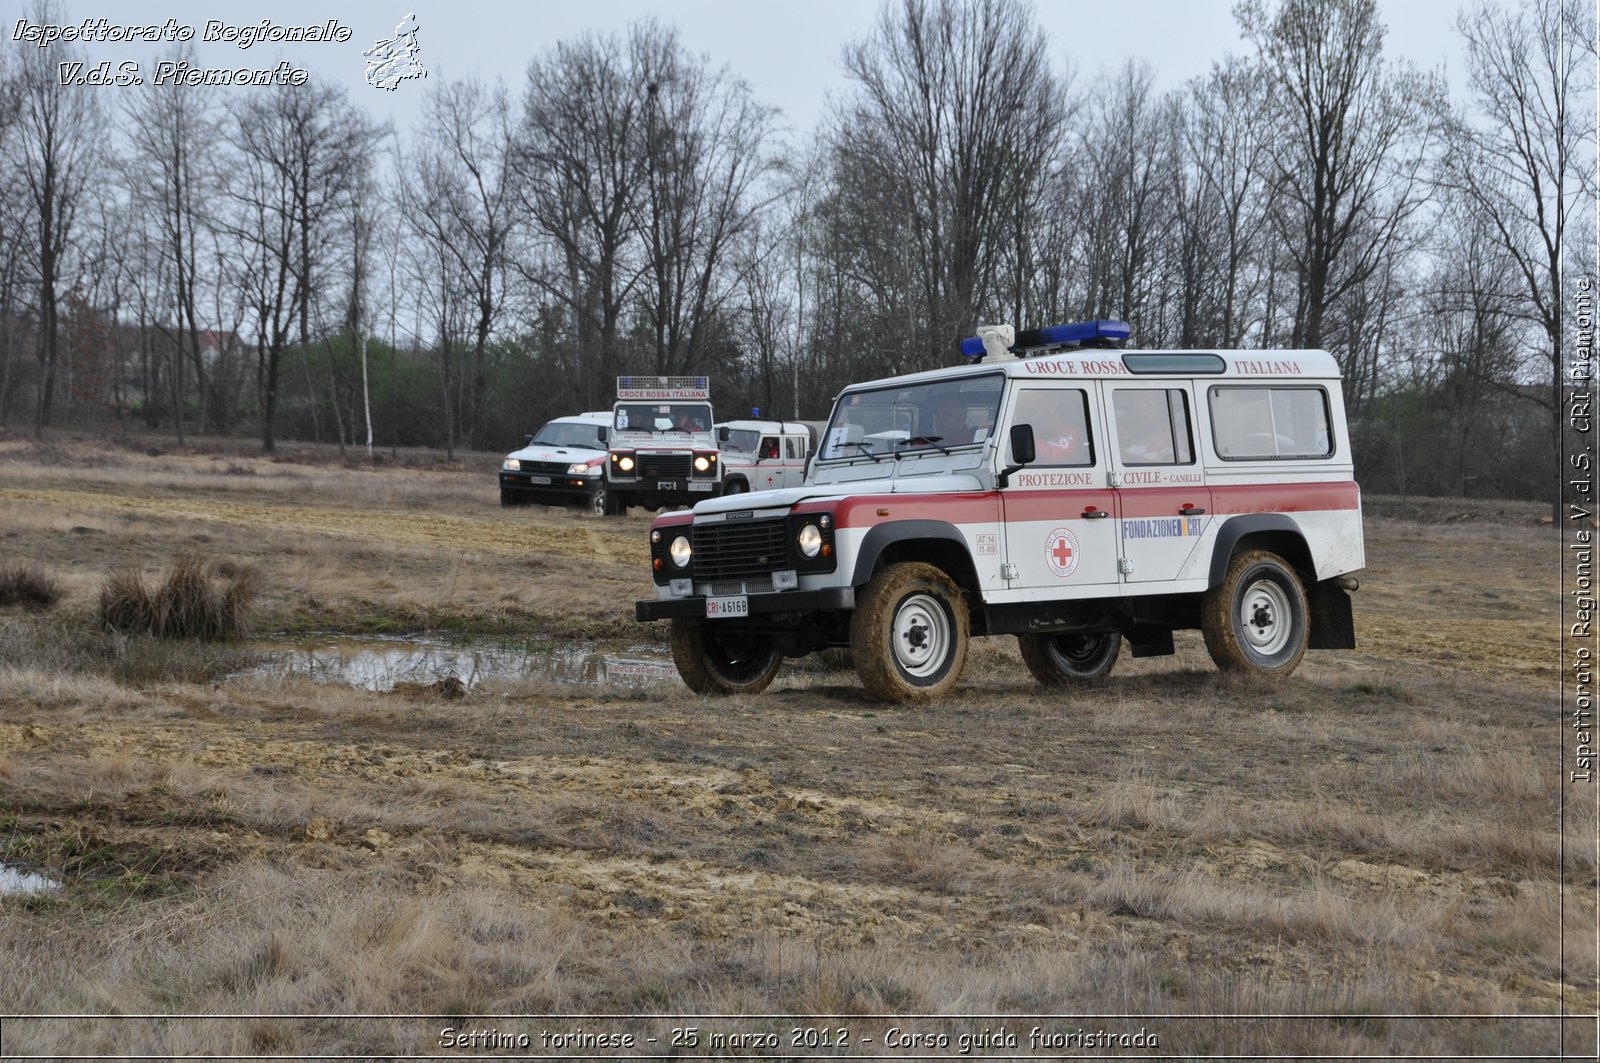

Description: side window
[1209,386,1333,459]
[1012,388,1093,467]
[785,437,800,459]
[1112,388,1193,466]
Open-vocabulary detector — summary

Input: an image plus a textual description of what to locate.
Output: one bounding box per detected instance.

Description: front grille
[521,460,570,475]
[638,453,691,479]
[693,518,789,582]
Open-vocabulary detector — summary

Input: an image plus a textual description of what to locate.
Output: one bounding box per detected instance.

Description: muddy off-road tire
[670,619,783,695]
[850,562,969,703]
[1018,631,1121,684]
[1201,549,1308,675]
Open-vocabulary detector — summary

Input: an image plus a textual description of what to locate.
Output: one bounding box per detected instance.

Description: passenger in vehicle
[931,393,991,444]
[1034,407,1087,464]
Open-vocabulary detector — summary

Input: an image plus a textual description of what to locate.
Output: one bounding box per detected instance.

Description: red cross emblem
[1052,537,1073,566]
[1044,526,1080,578]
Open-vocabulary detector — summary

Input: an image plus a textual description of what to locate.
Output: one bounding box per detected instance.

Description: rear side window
[1111,389,1194,466]
[1209,386,1332,459]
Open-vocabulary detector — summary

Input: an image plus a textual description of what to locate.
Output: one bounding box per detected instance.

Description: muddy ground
[0,437,1594,1059]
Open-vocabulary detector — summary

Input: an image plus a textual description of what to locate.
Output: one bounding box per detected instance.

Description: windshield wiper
[832,441,886,463]
[897,435,950,455]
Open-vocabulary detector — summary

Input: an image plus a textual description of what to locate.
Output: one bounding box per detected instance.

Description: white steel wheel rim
[591,488,606,516]
[1239,577,1291,657]
[892,592,950,679]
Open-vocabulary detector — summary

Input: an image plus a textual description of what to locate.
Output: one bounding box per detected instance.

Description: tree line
[0,0,1591,501]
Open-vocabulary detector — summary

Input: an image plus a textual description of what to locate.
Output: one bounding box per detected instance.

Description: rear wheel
[670,619,783,695]
[1201,549,1308,675]
[850,562,969,703]
[1018,632,1120,684]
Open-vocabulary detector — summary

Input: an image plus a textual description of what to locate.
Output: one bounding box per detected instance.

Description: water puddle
[0,864,61,897]
[239,635,677,692]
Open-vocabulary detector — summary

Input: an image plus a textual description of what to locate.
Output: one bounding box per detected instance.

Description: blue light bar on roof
[1017,320,1131,348]
[958,336,987,358]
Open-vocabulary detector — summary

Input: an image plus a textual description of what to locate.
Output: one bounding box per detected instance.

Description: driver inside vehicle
[929,394,988,445]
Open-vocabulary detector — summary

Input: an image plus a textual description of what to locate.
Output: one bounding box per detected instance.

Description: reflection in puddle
[0,864,60,897]
[241,635,677,692]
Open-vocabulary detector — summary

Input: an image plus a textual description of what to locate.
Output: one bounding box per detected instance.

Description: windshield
[818,375,1004,461]
[614,403,712,434]
[530,420,605,449]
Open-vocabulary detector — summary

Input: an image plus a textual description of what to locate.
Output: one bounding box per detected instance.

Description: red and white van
[637,321,1363,702]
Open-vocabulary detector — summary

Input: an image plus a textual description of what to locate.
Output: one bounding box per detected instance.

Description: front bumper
[499,472,602,501]
[635,586,855,621]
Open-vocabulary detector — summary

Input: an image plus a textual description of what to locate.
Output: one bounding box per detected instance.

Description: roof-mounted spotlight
[957,323,1017,361]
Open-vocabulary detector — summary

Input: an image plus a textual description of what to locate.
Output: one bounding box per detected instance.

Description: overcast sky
[28,0,1473,138]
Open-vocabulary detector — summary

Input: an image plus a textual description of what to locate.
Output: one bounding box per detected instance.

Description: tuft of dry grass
[0,563,61,611]
[98,555,259,641]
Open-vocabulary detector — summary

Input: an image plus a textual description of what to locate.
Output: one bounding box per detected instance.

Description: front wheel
[670,619,783,695]
[850,562,969,703]
[1201,549,1308,675]
[1018,632,1120,684]
[723,479,747,496]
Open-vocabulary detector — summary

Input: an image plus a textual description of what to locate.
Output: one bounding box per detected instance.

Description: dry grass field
[0,435,1595,1059]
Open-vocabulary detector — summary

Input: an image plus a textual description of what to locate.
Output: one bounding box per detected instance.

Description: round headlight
[502,458,520,471]
[618,455,635,472]
[650,529,661,544]
[797,523,823,558]
[693,455,711,473]
[669,535,692,568]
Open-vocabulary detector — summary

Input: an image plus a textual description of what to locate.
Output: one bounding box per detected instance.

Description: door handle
[1179,506,1207,515]
[1082,508,1109,519]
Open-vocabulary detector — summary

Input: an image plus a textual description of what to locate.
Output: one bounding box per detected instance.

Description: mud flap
[1308,580,1356,649]
[1126,626,1175,658]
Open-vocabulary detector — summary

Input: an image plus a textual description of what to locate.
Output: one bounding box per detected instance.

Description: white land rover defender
[604,376,723,515]
[636,321,1364,702]
[716,418,826,496]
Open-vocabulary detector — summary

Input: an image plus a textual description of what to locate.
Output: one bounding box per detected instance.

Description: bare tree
[407,79,517,449]
[516,30,651,408]
[632,21,780,376]
[1238,0,1443,386]
[0,45,28,427]
[13,0,102,433]
[1445,0,1596,515]
[1181,56,1278,346]
[221,84,382,451]
[120,47,220,436]
[835,0,1066,368]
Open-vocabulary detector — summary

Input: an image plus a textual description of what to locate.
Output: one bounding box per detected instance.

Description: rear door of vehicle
[1101,383,1212,584]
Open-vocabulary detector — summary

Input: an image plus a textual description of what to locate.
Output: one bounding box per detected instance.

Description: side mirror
[999,424,1035,487]
[1009,423,1036,465]
[717,426,730,443]
[596,427,608,443]
[523,434,534,447]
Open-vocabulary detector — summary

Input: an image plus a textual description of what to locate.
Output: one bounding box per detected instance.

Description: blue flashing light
[752,406,760,417]
[1017,320,1132,348]
[958,336,987,358]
